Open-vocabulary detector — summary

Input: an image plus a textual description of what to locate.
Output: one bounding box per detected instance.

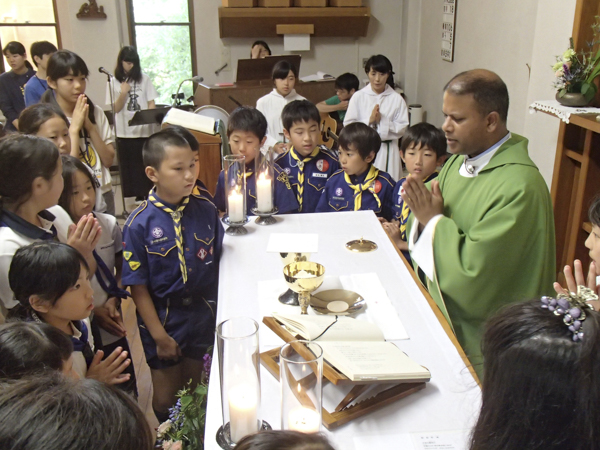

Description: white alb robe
[344,84,409,180]
[256,89,306,150]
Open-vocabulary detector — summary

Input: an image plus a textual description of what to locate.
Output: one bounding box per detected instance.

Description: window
[127,0,196,105]
[0,0,60,73]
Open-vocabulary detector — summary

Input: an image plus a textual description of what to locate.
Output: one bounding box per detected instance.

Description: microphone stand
[103,71,129,219]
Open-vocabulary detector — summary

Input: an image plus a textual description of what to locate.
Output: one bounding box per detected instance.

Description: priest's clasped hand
[401,175,444,227]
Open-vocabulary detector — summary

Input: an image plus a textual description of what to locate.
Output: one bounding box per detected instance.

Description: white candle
[228,190,244,223]
[256,172,273,213]
[228,384,258,443]
[288,406,320,433]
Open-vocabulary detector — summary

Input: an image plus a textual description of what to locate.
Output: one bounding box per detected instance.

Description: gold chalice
[283,261,325,315]
[278,253,310,306]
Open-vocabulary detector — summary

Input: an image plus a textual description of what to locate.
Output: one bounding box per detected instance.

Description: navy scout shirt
[315,166,396,220]
[121,191,224,304]
[391,172,438,241]
[275,145,339,213]
[214,163,299,215]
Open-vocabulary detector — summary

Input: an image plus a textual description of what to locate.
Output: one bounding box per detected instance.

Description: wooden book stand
[260,316,427,429]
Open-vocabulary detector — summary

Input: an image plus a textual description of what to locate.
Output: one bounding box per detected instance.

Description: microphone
[191,75,204,83]
[98,67,113,77]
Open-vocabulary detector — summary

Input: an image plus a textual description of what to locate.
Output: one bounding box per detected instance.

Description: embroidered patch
[123,251,133,261]
[316,159,329,172]
[335,187,343,196]
[284,167,291,175]
[277,172,293,190]
[311,173,327,178]
[151,227,164,239]
[374,180,382,194]
[128,260,141,271]
[197,247,208,260]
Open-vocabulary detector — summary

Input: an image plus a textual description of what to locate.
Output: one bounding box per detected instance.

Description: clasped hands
[401,175,444,230]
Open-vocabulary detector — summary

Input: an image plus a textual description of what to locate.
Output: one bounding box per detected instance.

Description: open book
[162,108,217,135]
[273,313,430,383]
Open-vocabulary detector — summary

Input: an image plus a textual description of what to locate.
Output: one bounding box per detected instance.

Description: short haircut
[282,100,320,131]
[8,242,90,319]
[142,128,191,169]
[335,73,359,92]
[400,122,447,158]
[251,40,271,57]
[272,60,298,80]
[0,373,154,450]
[235,430,336,450]
[338,122,381,160]
[29,41,57,67]
[18,103,69,135]
[444,70,509,123]
[0,322,73,379]
[364,54,395,89]
[161,125,200,151]
[58,155,97,222]
[46,50,89,81]
[2,41,25,57]
[227,106,268,140]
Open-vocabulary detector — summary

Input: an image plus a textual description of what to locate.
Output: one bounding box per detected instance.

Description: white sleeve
[408,214,443,281]
[144,73,159,102]
[378,95,409,140]
[0,251,17,312]
[105,79,119,108]
[343,93,361,126]
[112,219,123,255]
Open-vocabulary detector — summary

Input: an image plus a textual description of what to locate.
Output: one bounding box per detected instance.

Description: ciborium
[283,261,325,314]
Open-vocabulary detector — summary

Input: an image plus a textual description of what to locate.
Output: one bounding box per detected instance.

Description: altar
[205,211,481,449]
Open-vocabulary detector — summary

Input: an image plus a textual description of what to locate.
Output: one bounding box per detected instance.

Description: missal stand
[128,106,171,127]
[261,316,428,430]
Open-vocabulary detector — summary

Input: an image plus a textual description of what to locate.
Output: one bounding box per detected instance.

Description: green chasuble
[408,134,555,377]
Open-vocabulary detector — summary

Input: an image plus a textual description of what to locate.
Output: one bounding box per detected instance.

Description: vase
[555,92,591,107]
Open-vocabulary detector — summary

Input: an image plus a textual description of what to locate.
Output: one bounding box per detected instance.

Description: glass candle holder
[224,154,247,225]
[216,317,262,447]
[254,146,275,214]
[280,340,323,434]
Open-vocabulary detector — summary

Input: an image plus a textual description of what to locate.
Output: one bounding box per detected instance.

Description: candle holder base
[251,207,278,226]
[222,216,249,236]
[216,420,272,449]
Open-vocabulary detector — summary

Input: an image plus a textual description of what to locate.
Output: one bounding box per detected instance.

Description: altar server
[403,70,555,377]
[344,55,408,180]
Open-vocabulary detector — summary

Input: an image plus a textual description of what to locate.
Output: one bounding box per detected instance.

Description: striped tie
[290,147,320,212]
[344,165,381,211]
[399,201,410,240]
[148,193,190,284]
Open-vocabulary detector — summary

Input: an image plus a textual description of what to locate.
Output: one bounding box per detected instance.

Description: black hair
[18,103,70,135]
[235,431,336,450]
[227,106,268,140]
[43,50,96,125]
[58,155,97,222]
[338,122,381,160]
[114,46,142,84]
[251,40,271,58]
[335,73,359,92]
[272,60,298,81]
[470,299,600,450]
[364,55,395,89]
[142,128,191,169]
[589,195,600,227]
[444,70,509,123]
[0,373,154,450]
[282,100,321,131]
[7,242,90,320]
[161,125,200,151]
[0,134,60,212]
[2,41,34,71]
[0,322,73,379]
[29,41,58,67]
[400,122,447,158]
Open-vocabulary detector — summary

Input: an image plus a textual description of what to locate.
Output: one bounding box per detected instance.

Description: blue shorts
[138,297,216,370]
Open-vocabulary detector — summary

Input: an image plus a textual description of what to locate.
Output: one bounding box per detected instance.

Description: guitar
[319,114,339,148]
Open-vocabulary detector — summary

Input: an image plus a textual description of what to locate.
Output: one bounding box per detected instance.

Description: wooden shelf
[539,109,600,134]
[218,6,370,38]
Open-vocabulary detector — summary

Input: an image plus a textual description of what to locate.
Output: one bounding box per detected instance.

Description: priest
[403,69,555,377]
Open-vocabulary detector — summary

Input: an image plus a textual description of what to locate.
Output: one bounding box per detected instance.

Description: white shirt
[91,212,124,345]
[408,133,511,280]
[256,89,306,149]
[106,73,159,138]
[0,205,73,313]
[71,318,94,379]
[344,84,409,180]
[70,104,116,194]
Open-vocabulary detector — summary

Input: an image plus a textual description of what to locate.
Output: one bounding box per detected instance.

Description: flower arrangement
[157,352,213,450]
[553,18,600,105]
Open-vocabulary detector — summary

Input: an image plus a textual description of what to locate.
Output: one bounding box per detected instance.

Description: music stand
[128,106,171,127]
[236,55,302,83]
